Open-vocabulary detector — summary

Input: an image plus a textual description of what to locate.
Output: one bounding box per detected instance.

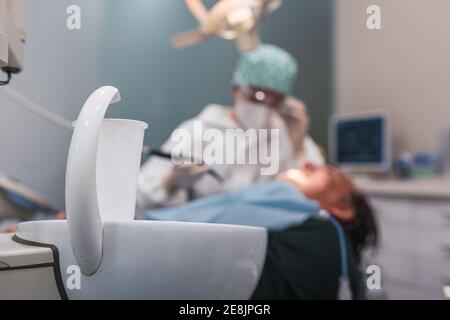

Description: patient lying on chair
[146,163,378,300]
[2,164,377,299]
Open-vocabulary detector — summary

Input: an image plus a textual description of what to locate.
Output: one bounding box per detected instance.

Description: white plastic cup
[96,119,148,221]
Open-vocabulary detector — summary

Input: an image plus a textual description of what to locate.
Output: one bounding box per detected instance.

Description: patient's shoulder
[271,219,339,250]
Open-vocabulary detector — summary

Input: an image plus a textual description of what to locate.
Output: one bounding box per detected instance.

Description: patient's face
[281,163,356,221]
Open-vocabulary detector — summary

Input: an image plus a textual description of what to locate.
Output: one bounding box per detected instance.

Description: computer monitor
[329,111,391,173]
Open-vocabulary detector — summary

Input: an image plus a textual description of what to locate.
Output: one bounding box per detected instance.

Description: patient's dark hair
[344,192,378,261]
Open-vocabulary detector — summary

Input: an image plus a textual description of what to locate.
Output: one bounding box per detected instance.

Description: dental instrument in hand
[142,146,224,184]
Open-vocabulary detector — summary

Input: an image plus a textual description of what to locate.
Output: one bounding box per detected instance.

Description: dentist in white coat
[136,44,324,215]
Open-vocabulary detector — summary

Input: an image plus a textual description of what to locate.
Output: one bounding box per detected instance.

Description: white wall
[336,0,450,155]
[0,0,106,209]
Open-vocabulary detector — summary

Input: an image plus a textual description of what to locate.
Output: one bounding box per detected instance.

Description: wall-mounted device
[0,0,26,84]
[329,111,392,174]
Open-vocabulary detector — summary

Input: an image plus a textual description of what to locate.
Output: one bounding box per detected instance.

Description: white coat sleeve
[135,119,200,215]
[136,155,186,215]
[297,136,325,166]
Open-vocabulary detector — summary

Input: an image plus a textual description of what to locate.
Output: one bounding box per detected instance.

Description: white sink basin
[15,220,267,300]
[11,86,267,300]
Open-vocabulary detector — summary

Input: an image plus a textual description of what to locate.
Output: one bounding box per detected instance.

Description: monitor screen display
[335,117,385,164]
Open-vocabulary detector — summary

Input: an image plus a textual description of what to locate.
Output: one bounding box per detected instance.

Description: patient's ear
[329,206,355,222]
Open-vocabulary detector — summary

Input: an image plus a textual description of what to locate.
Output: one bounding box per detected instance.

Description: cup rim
[103,118,148,129]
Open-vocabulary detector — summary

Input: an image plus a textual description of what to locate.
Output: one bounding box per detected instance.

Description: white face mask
[235,101,272,129]
[269,110,296,169]
[235,99,296,170]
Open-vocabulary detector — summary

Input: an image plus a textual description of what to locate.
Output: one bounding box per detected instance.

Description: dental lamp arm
[186,0,208,25]
[171,0,282,53]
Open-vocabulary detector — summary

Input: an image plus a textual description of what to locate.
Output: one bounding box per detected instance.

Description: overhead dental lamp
[0,0,26,85]
[171,0,282,53]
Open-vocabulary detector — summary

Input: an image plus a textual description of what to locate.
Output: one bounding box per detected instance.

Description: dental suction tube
[0,86,73,130]
[1,87,160,160]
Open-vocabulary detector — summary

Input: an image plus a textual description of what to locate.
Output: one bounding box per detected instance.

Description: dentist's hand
[163,164,211,193]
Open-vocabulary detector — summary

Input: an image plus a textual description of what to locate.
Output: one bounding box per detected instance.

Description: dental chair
[0,86,267,300]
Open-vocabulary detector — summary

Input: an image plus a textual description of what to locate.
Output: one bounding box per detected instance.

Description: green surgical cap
[231,44,299,96]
